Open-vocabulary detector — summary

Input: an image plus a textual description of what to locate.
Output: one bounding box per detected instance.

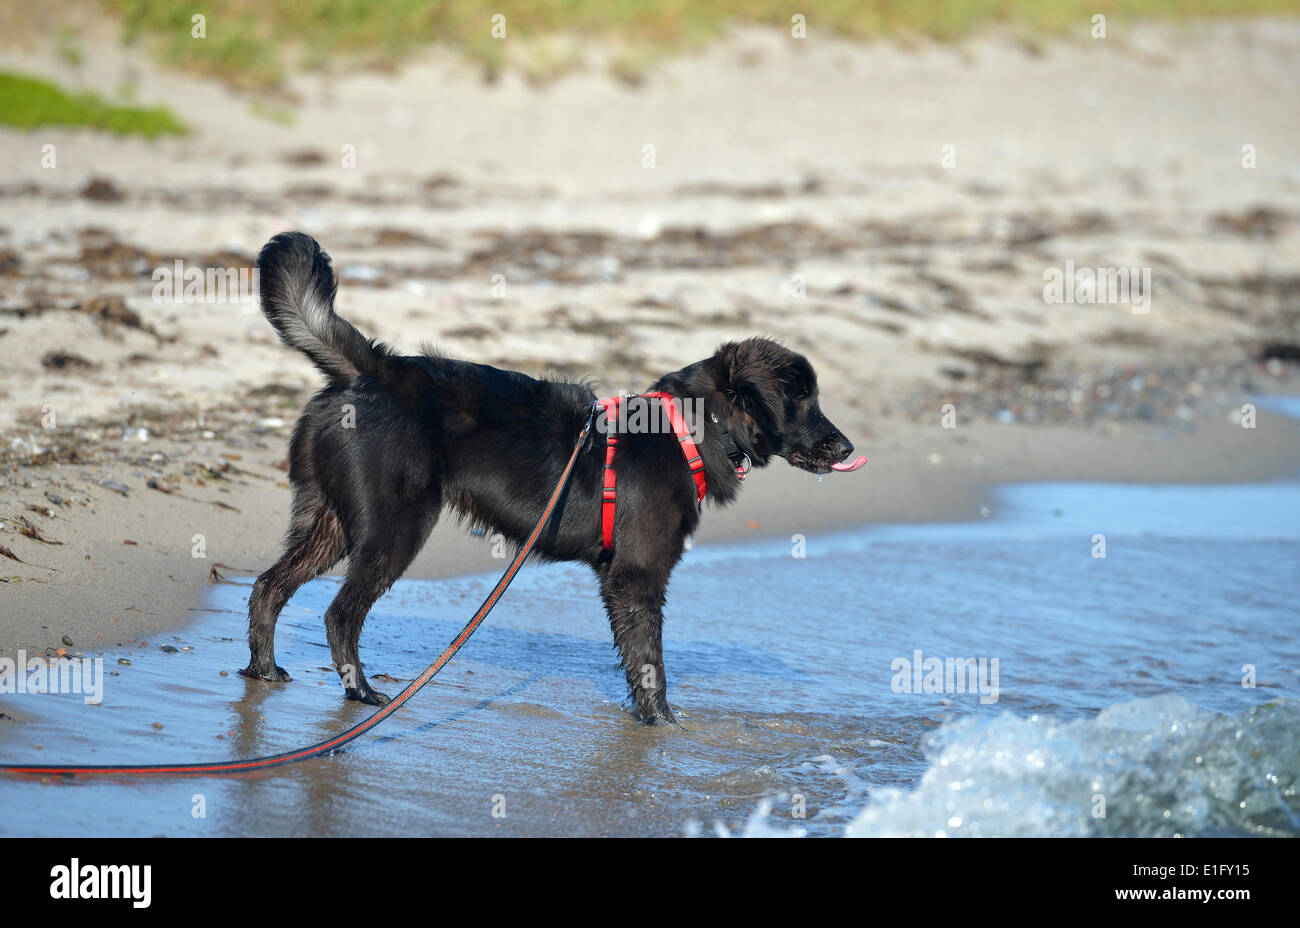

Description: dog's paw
[345,687,391,708]
[643,713,678,726]
[639,705,678,726]
[239,664,292,683]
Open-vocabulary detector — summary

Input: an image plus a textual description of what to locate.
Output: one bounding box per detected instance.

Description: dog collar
[710,412,750,481]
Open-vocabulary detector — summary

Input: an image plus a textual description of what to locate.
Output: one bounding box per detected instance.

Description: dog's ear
[715,339,784,461]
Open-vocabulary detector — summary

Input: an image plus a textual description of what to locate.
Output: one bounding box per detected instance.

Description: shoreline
[1,399,1297,664]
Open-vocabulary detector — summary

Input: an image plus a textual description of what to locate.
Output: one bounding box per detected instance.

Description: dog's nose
[830,435,854,461]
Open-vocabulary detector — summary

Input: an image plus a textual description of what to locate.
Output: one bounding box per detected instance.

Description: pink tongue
[830,455,868,473]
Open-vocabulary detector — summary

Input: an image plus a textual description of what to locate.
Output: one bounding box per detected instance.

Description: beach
[0,12,1298,835]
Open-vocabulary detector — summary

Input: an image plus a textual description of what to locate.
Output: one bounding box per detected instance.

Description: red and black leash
[1,406,599,779]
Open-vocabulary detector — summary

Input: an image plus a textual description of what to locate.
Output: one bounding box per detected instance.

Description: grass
[0,70,187,137]
[102,0,1300,89]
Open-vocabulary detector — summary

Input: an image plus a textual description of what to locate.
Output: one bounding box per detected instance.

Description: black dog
[241,232,855,723]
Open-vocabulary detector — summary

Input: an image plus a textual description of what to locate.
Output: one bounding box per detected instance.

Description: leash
[1,406,599,779]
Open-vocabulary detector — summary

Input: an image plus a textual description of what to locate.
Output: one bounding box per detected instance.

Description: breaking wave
[710,696,1300,837]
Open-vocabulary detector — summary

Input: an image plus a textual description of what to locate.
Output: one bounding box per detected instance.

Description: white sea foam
[703,696,1300,837]
[842,695,1300,837]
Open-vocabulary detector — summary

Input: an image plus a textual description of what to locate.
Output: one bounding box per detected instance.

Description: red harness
[597,392,707,549]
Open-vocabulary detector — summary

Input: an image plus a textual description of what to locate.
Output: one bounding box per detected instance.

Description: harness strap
[644,391,708,504]
[599,396,623,550]
[598,392,706,550]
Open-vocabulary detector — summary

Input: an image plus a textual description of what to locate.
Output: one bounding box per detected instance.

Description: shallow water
[2,473,1298,836]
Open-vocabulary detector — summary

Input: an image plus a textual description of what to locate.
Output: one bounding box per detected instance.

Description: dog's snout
[816,432,853,461]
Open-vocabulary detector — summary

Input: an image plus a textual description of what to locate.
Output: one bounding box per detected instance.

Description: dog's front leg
[599,563,676,724]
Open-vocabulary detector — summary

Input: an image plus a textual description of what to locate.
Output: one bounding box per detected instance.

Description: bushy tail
[257,232,386,384]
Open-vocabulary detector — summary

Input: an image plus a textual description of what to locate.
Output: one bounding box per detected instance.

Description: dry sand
[1,19,1298,657]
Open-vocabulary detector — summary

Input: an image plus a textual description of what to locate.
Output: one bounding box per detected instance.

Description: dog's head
[711,337,854,474]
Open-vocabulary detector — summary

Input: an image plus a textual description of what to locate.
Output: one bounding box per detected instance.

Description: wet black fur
[241,232,854,723]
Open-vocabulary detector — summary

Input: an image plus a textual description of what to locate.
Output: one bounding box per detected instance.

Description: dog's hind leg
[325,495,441,706]
[598,561,676,725]
[241,494,345,683]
